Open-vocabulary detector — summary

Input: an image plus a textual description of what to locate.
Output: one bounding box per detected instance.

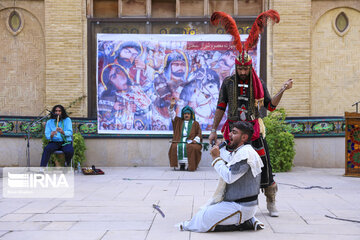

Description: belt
[233,195,258,203]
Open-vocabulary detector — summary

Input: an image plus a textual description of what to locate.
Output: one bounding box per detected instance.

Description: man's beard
[172,71,185,78]
[117,57,134,69]
[229,141,238,149]
[239,74,249,81]
[229,133,243,149]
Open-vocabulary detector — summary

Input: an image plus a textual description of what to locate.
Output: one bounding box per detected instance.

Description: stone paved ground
[0,167,359,240]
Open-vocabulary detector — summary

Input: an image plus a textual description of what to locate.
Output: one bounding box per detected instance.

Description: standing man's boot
[264,182,279,217]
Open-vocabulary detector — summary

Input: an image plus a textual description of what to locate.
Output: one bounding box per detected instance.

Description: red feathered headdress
[211,10,280,113]
[210,10,280,54]
[210,12,243,53]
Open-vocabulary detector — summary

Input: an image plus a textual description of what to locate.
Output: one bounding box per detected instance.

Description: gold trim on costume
[207,210,242,232]
[212,157,224,167]
[258,118,266,138]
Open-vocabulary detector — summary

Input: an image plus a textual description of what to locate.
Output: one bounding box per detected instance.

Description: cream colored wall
[0,1,45,116]
[311,0,360,26]
[0,0,87,117]
[45,0,88,117]
[0,138,43,167]
[294,137,344,168]
[268,0,312,117]
[311,7,360,116]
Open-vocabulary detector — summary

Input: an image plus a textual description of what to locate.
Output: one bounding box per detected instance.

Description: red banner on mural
[186,41,236,51]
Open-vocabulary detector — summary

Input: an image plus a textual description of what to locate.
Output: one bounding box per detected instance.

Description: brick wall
[311,7,360,116]
[268,0,311,117]
[45,0,87,117]
[1,0,359,118]
[0,1,45,116]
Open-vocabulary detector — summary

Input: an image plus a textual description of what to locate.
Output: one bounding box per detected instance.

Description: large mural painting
[97,34,260,134]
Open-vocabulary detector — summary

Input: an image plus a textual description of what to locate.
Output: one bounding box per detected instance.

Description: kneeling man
[168,98,202,171]
[178,121,264,232]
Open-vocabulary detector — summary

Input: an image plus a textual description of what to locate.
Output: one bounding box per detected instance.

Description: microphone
[45,109,54,118]
[218,140,229,149]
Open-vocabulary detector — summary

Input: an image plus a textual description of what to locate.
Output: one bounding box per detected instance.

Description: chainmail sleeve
[217,78,229,111]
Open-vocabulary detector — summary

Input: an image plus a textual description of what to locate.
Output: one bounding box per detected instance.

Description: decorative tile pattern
[346,124,360,174]
[0,116,345,138]
[286,117,345,137]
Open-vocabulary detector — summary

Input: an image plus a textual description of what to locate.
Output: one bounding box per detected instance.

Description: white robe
[178,144,263,232]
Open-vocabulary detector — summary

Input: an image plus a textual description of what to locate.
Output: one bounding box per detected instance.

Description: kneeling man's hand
[210,145,220,159]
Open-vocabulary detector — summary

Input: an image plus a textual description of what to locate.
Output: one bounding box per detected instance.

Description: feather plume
[244,9,280,51]
[210,12,242,53]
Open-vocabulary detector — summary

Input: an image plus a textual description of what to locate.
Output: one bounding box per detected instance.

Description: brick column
[45,0,87,116]
[268,0,311,117]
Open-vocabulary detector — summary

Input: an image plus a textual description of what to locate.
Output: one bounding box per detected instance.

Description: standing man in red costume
[209,10,293,217]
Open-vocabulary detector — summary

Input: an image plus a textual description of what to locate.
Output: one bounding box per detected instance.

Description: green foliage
[66,95,87,116]
[42,133,86,168]
[263,108,295,172]
[72,132,86,167]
